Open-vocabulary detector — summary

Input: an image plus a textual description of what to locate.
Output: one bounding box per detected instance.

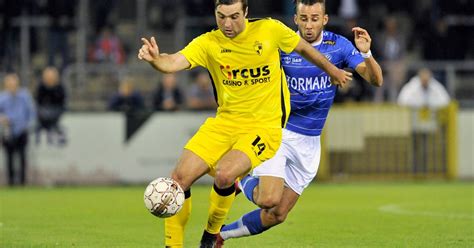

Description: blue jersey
[281,31,364,136]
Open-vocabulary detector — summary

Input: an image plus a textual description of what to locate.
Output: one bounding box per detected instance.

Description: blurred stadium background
[0,0,472,184]
[0,0,473,247]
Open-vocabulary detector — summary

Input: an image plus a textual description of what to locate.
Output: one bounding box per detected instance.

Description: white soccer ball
[144,177,185,218]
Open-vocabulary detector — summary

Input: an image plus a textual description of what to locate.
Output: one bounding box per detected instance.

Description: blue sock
[220,209,268,240]
[240,175,259,204]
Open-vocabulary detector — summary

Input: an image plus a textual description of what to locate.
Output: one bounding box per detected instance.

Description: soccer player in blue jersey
[216,0,383,245]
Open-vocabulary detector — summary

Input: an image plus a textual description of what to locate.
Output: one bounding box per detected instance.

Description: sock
[239,175,259,204]
[165,189,192,248]
[220,209,269,240]
[206,184,235,234]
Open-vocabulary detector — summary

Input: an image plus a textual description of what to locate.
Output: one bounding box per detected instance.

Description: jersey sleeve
[340,37,364,70]
[271,19,301,54]
[179,34,209,69]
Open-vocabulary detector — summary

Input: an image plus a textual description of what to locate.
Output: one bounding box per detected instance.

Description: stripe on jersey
[207,71,219,106]
[280,65,287,128]
[248,17,269,23]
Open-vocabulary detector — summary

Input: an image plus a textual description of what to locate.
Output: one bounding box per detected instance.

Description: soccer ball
[144,177,185,218]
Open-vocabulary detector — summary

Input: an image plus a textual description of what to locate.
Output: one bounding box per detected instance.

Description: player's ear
[294,14,298,25]
[323,14,329,26]
[244,7,248,17]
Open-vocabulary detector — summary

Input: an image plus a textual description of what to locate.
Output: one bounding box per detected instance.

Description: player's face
[215,2,248,38]
[294,3,328,43]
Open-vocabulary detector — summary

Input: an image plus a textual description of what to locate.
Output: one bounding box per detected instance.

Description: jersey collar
[297,30,324,46]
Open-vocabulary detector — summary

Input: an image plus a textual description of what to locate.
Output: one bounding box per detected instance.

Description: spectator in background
[46,0,76,69]
[89,25,126,64]
[397,68,450,110]
[153,73,184,111]
[397,68,450,175]
[186,70,216,111]
[0,73,36,186]
[108,78,145,112]
[375,16,407,102]
[35,66,67,146]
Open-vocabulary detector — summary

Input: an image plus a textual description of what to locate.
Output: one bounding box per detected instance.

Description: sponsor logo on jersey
[286,75,332,91]
[282,56,302,64]
[323,40,336,45]
[220,65,271,86]
[292,57,303,64]
[220,65,270,79]
[221,48,232,53]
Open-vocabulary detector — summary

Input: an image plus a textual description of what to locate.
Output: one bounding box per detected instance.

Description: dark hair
[215,0,248,11]
[294,0,326,13]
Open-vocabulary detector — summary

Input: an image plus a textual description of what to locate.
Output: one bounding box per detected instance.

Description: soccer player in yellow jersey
[138,0,352,247]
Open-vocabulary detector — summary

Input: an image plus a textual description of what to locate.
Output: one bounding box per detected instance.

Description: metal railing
[318,103,458,180]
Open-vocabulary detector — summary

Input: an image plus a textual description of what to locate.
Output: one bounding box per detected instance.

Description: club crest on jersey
[254,41,263,56]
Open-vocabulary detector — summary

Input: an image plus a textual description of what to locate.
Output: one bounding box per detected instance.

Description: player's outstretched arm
[352,27,383,87]
[138,37,191,73]
[294,39,352,86]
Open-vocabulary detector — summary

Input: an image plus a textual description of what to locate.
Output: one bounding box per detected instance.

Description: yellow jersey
[180,18,300,128]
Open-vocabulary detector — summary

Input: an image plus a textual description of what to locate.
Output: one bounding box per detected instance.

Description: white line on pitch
[379,204,474,220]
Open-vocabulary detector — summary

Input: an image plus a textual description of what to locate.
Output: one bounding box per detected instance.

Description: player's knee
[256,195,280,209]
[274,212,288,224]
[262,209,287,226]
[214,170,234,189]
[270,209,288,224]
[170,171,189,190]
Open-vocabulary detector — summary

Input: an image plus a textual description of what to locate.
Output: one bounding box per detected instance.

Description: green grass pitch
[1,182,473,247]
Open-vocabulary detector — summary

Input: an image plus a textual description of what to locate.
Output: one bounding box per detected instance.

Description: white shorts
[252,128,321,195]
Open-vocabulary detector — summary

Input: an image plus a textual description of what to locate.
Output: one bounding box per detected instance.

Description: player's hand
[138,37,160,62]
[352,27,371,53]
[330,69,353,86]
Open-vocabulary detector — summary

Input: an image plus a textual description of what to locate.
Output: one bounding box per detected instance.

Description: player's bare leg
[254,176,285,209]
[200,150,252,248]
[238,174,285,208]
[171,149,210,191]
[215,150,252,189]
[261,187,299,227]
[219,186,299,243]
[166,149,210,248]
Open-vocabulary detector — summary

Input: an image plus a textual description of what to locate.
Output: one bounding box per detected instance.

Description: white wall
[1,109,472,185]
[0,112,215,185]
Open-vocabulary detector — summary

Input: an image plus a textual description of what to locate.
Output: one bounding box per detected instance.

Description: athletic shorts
[185,117,282,177]
[252,128,321,195]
